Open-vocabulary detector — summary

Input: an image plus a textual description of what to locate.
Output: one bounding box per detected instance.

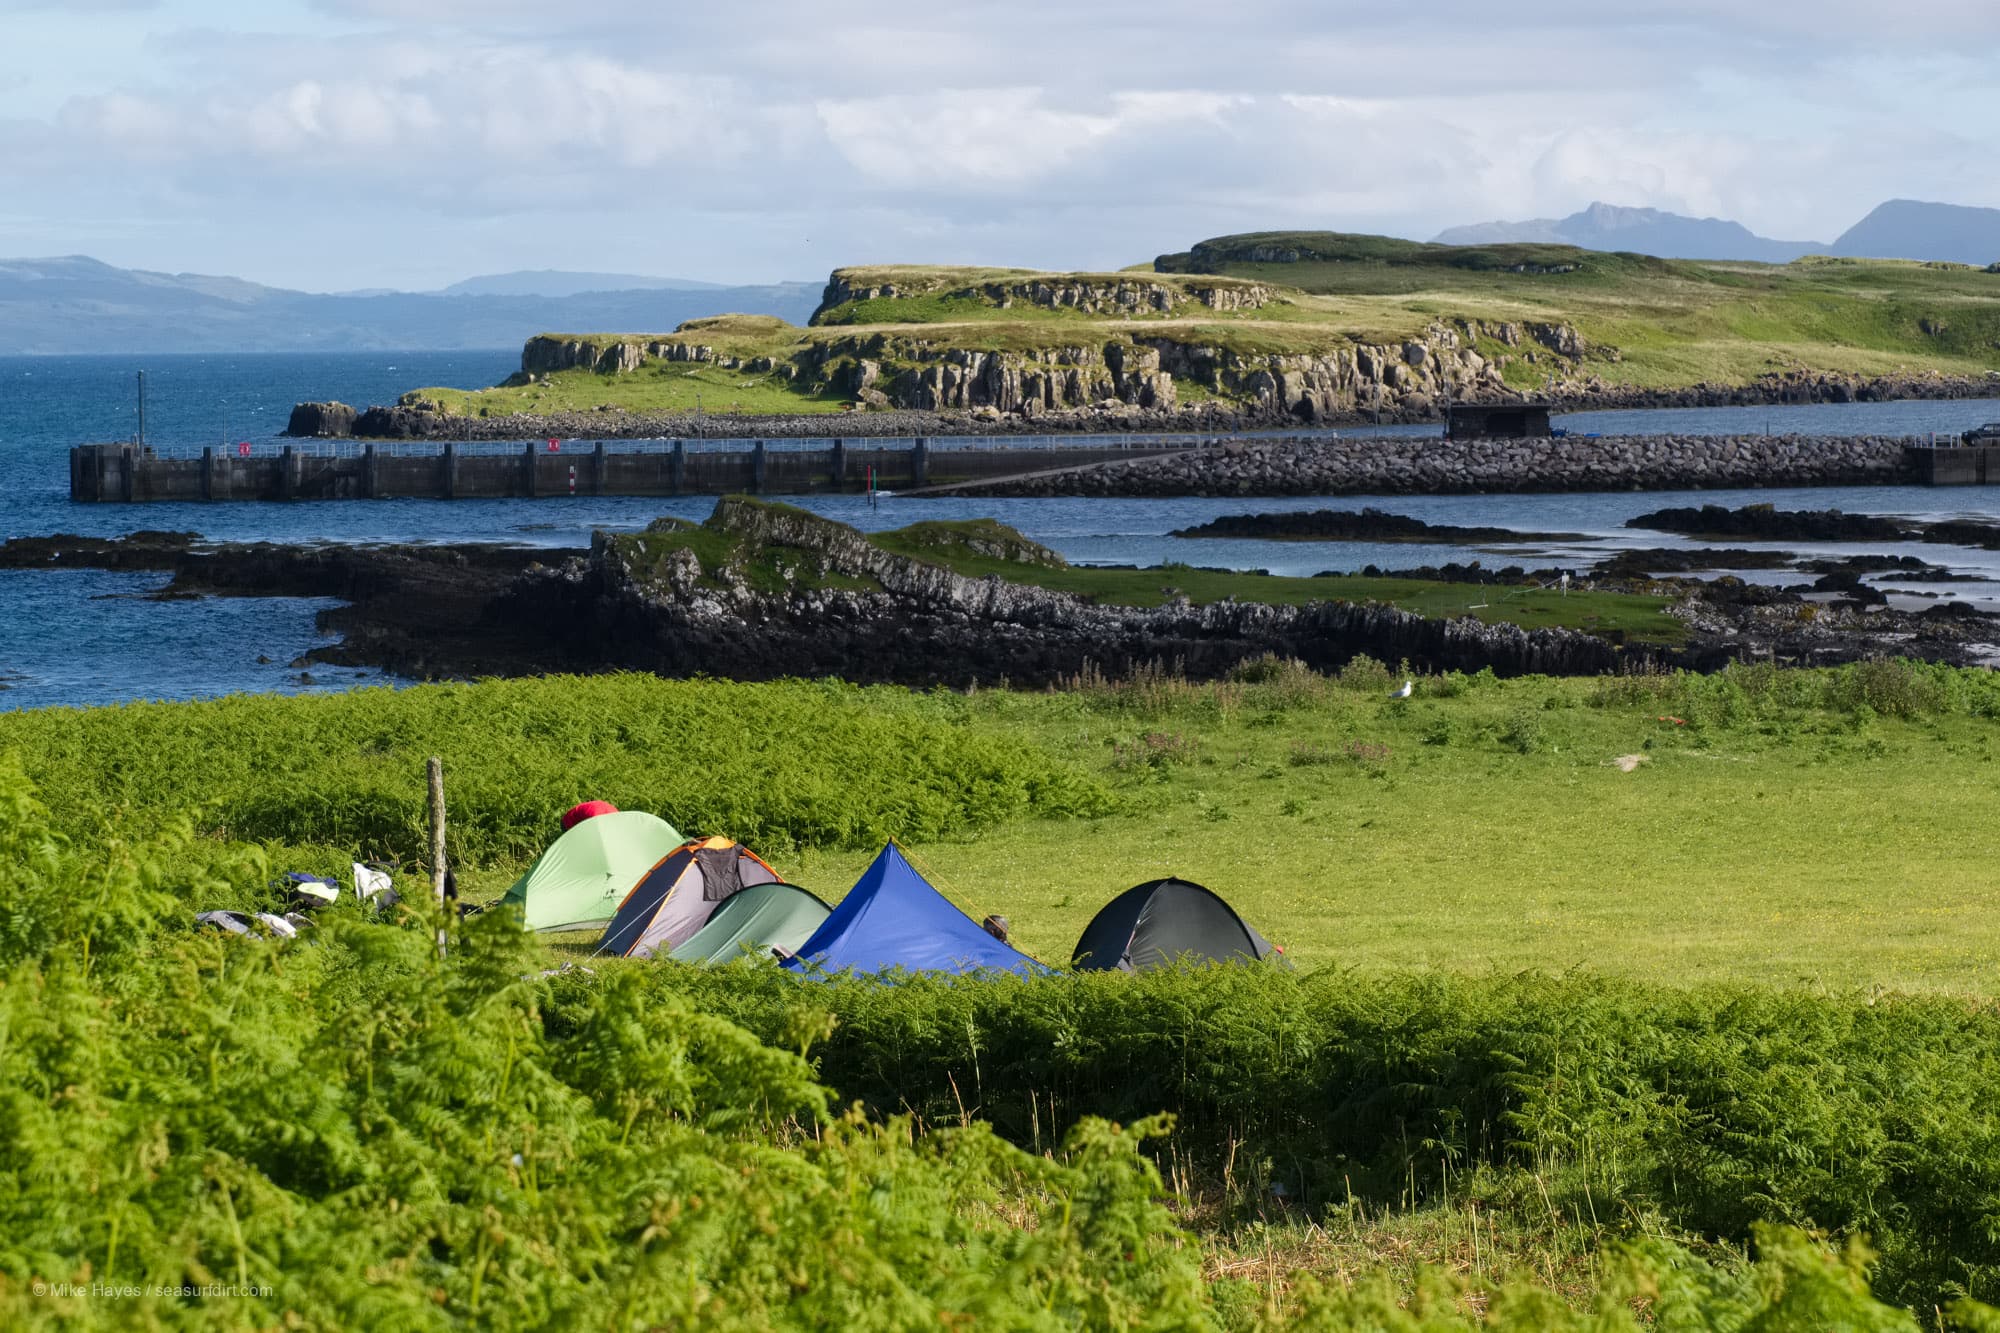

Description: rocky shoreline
[284,400,1268,442]
[286,370,2000,443]
[935,433,1913,497]
[1629,502,2000,552]
[0,531,566,679]
[13,496,2000,687]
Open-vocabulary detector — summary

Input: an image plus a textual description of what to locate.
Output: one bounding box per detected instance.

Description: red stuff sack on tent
[561,800,619,832]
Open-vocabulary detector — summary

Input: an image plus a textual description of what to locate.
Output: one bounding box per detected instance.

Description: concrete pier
[1906,442,2000,485]
[68,436,1202,503]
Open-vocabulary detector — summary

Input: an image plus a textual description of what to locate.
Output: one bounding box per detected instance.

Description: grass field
[420,357,852,418]
[10,663,2000,1324]
[4,660,1991,992]
[654,663,2000,992]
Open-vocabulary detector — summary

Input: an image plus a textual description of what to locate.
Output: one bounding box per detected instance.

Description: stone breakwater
[937,433,1914,498]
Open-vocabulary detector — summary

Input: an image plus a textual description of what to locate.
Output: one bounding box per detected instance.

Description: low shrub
[1499,708,1545,754]
[1336,655,1394,692]
[636,964,2000,1312]
[0,675,1115,867]
[1114,731,1203,770]
[1288,741,1338,767]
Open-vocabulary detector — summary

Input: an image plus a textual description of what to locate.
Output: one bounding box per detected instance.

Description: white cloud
[0,0,1995,287]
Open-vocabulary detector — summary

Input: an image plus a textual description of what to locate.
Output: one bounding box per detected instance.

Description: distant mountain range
[0,259,822,355]
[1434,202,1824,263]
[437,270,735,298]
[1434,199,2000,266]
[1828,201,2000,265]
[8,197,2000,357]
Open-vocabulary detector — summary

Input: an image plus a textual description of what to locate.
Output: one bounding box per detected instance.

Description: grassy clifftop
[1164,231,2000,387]
[402,234,2000,422]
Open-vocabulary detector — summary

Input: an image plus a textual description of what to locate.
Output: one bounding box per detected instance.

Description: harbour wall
[68,434,1990,504]
[68,438,1192,503]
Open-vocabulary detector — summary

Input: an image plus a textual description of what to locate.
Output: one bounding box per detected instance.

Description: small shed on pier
[1446,403,1553,440]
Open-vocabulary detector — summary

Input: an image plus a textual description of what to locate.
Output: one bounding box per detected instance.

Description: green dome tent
[501,811,683,933]
[667,881,832,965]
[1071,878,1280,971]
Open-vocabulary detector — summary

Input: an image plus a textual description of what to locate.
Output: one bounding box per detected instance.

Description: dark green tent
[667,881,831,966]
[1071,878,1279,971]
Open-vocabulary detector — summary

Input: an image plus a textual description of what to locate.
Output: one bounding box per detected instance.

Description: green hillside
[1160,232,2000,387]
[401,235,2000,421]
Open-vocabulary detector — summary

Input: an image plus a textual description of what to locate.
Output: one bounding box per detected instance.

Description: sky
[2,0,1997,291]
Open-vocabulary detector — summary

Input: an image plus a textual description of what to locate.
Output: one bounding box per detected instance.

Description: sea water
[4,351,2000,710]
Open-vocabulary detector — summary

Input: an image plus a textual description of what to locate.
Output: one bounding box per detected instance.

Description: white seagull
[1389,679,1414,700]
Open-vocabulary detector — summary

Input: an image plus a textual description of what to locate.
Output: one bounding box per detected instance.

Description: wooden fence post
[428,756,448,958]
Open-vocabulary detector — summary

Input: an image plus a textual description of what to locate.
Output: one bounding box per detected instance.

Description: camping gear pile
[195,863,400,939]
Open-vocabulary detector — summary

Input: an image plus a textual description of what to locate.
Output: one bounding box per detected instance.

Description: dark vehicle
[1965,423,2000,444]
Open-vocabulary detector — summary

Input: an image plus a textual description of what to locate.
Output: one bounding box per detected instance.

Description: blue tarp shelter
[785,844,1044,977]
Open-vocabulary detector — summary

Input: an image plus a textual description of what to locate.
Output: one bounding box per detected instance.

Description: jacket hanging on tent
[1071,878,1279,972]
[667,882,831,965]
[784,844,1045,977]
[501,811,683,933]
[597,837,782,959]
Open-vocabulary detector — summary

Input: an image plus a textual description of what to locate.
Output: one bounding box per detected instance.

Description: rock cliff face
[811,269,1281,321]
[849,340,1185,414]
[532,498,1645,684]
[518,335,721,378]
[485,317,1531,425]
[286,401,358,437]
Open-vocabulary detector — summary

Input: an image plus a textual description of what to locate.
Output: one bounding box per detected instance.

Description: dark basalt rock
[1593,547,1798,577]
[0,531,199,570]
[22,498,2000,686]
[1172,508,1584,543]
[1627,504,1910,542]
[1808,570,1889,605]
[1798,554,1968,581]
[498,498,1644,684]
[1628,504,2000,557]
[1345,562,1567,585]
[285,401,357,438]
[1919,519,2000,551]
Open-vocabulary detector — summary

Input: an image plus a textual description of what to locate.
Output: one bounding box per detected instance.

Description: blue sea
[5,350,2000,711]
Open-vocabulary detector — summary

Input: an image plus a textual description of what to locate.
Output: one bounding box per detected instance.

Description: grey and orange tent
[1071,878,1281,971]
[596,837,782,959]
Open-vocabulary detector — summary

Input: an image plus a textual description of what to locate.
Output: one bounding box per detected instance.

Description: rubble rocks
[946,434,1913,498]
